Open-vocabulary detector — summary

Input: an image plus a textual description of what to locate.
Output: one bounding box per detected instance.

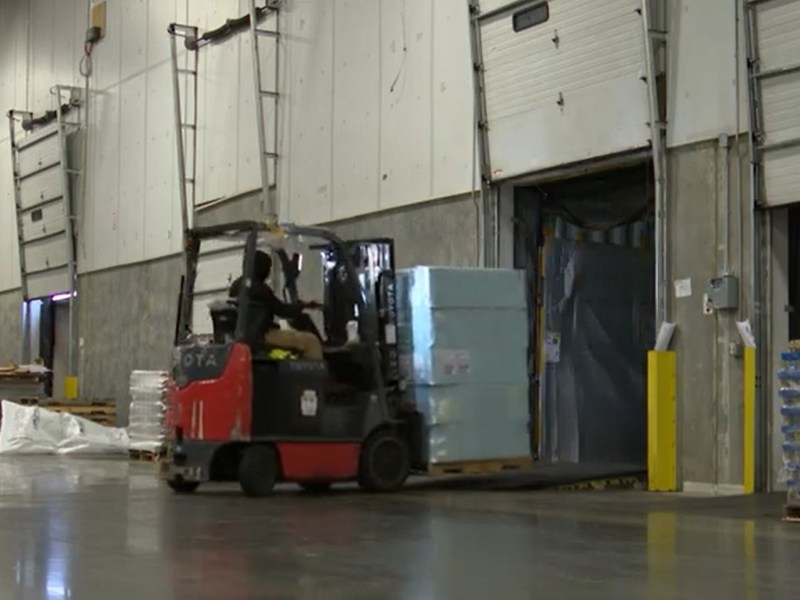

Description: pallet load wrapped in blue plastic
[779,344,800,510]
[396,266,530,466]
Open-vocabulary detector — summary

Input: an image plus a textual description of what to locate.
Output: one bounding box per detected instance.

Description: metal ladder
[639,0,668,325]
[168,1,281,234]
[7,85,83,373]
[167,23,200,235]
[248,0,281,223]
[743,0,800,209]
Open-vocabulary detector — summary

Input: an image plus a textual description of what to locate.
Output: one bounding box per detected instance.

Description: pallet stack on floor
[779,341,800,522]
[0,363,47,403]
[128,370,169,461]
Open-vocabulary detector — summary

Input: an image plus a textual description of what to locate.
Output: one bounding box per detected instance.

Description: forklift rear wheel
[239,445,279,497]
[358,429,410,493]
[166,478,200,494]
[299,482,332,493]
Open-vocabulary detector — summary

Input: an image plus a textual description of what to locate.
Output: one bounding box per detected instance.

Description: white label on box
[385,324,397,345]
[437,350,471,376]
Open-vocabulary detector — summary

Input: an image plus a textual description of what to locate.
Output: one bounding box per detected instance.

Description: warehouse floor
[1,457,799,599]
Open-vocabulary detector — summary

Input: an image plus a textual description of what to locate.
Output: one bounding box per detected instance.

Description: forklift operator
[229,250,324,360]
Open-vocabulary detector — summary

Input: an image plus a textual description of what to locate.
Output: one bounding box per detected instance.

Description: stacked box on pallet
[397,267,530,465]
[128,370,169,453]
[779,346,800,505]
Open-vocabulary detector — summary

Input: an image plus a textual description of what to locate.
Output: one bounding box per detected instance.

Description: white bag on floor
[0,400,129,455]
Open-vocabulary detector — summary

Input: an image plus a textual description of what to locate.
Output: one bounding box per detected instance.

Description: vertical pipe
[169,30,190,240]
[735,0,745,316]
[468,1,494,268]
[189,35,199,217]
[742,0,766,491]
[272,5,280,215]
[55,88,77,380]
[248,0,274,221]
[641,0,668,326]
[720,134,731,274]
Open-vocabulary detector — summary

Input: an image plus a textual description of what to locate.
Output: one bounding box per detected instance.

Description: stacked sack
[128,370,169,453]
[780,343,800,504]
[396,266,530,465]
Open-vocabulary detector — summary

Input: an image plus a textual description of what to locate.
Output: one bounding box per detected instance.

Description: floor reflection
[0,457,799,599]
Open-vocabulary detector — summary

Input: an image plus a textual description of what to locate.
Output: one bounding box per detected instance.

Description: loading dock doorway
[514,164,654,469]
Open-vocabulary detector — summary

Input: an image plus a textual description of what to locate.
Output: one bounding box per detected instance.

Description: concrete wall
[0,290,22,365]
[667,137,752,492]
[77,255,182,422]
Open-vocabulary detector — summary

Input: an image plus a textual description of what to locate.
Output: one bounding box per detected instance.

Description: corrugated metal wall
[0,0,476,293]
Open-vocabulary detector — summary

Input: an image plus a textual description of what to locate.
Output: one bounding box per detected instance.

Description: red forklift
[162,221,424,496]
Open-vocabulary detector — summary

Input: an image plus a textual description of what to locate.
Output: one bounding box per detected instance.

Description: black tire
[166,478,200,494]
[299,482,332,493]
[358,429,410,493]
[239,445,279,497]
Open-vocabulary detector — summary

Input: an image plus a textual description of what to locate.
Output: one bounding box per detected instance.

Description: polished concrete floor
[1,457,799,599]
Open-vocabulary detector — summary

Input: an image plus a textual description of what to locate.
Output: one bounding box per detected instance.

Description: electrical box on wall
[90,1,106,40]
[707,275,739,311]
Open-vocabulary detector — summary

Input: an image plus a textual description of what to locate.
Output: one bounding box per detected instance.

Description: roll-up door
[750,0,800,207]
[473,0,650,180]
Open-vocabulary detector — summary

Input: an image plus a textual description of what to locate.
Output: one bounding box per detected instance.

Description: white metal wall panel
[379,0,433,211]
[331,0,381,220]
[755,0,800,207]
[93,0,122,92]
[432,1,474,198]
[118,74,147,263]
[89,86,121,271]
[147,0,177,66]
[0,136,20,293]
[120,0,148,80]
[144,62,179,260]
[198,36,239,204]
[478,0,649,180]
[283,0,334,224]
[667,0,745,147]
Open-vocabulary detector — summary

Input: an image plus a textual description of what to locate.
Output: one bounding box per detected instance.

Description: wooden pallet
[44,404,116,416]
[129,449,165,462]
[782,504,800,523]
[427,457,532,477]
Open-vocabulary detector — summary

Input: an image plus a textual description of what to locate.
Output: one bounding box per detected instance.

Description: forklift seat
[209,299,237,344]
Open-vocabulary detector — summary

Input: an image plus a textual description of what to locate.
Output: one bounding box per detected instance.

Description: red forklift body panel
[276,442,361,481]
[168,343,253,442]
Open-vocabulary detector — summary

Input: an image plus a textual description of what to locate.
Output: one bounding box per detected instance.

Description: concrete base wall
[0,194,477,420]
[667,137,753,489]
[0,290,21,364]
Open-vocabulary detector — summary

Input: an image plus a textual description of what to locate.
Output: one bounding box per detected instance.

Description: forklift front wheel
[358,429,410,493]
[239,445,279,497]
[166,478,200,495]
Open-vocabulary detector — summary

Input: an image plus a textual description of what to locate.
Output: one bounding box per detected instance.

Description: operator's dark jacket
[229,252,301,331]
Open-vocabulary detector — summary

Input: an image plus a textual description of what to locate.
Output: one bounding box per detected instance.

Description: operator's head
[254,250,272,281]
